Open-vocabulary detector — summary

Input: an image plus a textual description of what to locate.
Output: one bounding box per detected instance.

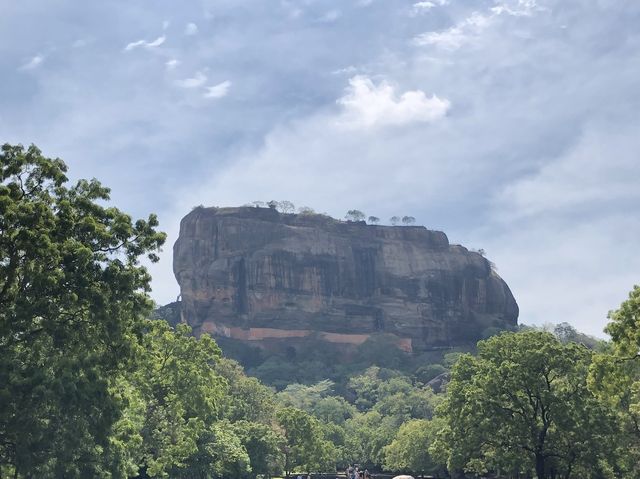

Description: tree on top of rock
[298,206,316,215]
[368,216,380,224]
[279,200,295,213]
[345,210,365,222]
[402,216,415,225]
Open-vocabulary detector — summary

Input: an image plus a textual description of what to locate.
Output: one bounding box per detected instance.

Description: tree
[442,351,464,368]
[389,216,400,226]
[554,322,579,344]
[368,216,380,225]
[373,384,440,422]
[433,331,617,478]
[251,201,265,208]
[276,407,335,475]
[115,320,227,477]
[401,216,415,225]
[344,411,398,469]
[231,421,284,478]
[589,285,640,477]
[345,209,365,222]
[311,397,356,425]
[414,364,447,385]
[279,200,295,214]
[214,358,276,424]
[384,419,444,477]
[277,380,335,412]
[0,144,165,477]
[267,200,279,210]
[298,206,316,215]
[602,285,640,357]
[168,421,250,479]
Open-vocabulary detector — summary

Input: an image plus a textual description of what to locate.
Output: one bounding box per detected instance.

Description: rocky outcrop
[173,207,518,353]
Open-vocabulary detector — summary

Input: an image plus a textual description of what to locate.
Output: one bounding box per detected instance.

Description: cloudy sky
[2,0,638,337]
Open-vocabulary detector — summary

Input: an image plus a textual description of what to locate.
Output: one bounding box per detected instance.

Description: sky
[1,0,639,337]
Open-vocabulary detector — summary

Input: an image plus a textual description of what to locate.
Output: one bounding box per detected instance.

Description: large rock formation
[173,206,518,353]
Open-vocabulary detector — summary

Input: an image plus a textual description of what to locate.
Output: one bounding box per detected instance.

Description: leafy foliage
[589,285,640,477]
[0,144,165,477]
[434,331,618,478]
[277,407,335,474]
[384,419,443,476]
[345,209,366,222]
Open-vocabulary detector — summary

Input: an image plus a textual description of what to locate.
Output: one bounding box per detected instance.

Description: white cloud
[123,40,145,51]
[146,35,166,47]
[204,80,232,99]
[336,75,450,129]
[19,54,44,70]
[319,10,341,22]
[124,35,166,51]
[414,12,491,49]
[411,0,449,15]
[165,59,180,70]
[492,0,542,17]
[414,2,544,50]
[184,23,199,35]
[176,71,207,88]
[331,65,359,75]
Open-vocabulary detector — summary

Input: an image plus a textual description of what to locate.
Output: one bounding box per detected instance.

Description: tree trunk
[535,453,545,479]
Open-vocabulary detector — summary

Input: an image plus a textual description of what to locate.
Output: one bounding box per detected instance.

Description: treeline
[238,200,417,227]
[2,144,640,478]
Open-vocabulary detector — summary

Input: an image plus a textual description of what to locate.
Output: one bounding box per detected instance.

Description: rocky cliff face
[173,207,518,353]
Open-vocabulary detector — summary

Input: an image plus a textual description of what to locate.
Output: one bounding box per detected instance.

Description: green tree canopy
[0,144,165,477]
[214,357,276,424]
[434,331,617,479]
[590,285,640,477]
[276,407,335,475]
[383,419,443,476]
[115,320,227,477]
[345,209,365,222]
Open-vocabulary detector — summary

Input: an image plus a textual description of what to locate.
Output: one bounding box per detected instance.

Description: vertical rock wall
[173,207,519,352]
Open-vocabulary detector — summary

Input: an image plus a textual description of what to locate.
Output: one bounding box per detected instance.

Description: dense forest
[1,144,639,479]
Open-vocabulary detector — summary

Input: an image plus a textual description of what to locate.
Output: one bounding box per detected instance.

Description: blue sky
[2,0,639,337]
